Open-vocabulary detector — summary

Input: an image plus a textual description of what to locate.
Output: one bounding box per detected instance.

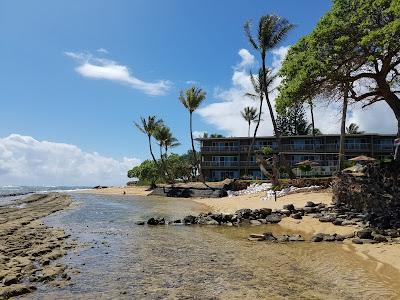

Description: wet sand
[0,193,74,299]
[79,186,151,196]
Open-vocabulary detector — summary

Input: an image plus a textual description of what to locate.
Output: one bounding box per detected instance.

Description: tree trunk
[148,135,158,165]
[261,56,296,179]
[338,89,348,172]
[189,112,199,179]
[159,144,173,183]
[248,121,251,137]
[309,100,316,153]
[245,95,263,176]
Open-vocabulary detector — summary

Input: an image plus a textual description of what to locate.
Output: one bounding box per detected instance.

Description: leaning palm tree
[134,116,163,165]
[179,86,206,180]
[153,124,177,182]
[346,123,363,134]
[241,106,258,137]
[244,15,296,179]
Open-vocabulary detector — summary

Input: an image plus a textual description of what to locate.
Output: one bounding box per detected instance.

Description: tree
[278,0,400,158]
[245,15,296,178]
[241,106,258,137]
[179,86,207,179]
[346,123,364,134]
[276,103,309,136]
[134,116,163,166]
[209,133,224,138]
[128,160,159,188]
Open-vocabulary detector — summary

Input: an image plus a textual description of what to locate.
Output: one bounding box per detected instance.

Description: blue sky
[5,0,394,185]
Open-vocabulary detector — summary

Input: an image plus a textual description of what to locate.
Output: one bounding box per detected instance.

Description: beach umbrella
[295,160,320,166]
[348,155,376,162]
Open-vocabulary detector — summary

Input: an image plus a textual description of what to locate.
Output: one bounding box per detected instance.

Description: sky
[0,0,397,186]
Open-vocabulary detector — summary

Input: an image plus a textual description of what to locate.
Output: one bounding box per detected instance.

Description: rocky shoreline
[0,193,74,299]
[138,200,400,245]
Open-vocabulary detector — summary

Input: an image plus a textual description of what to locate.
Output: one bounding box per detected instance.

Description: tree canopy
[277,0,400,134]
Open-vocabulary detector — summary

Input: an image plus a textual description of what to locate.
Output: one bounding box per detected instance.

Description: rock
[222,214,233,223]
[147,218,158,225]
[249,233,265,240]
[319,215,336,223]
[373,234,388,243]
[235,208,252,219]
[283,204,295,211]
[257,219,267,224]
[225,222,233,226]
[332,218,345,226]
[291,212,302,220]
[322,234,336,242]
[205,219,219,225]
[263,232,277,241]
[135,221,145,225]
[265,214,282,224]
[303,207,317,213]
[173,219,182,224]
[384,229,400,238]
[335,235,346,241]
[341,220,357,226]
[288,235,305,242]
[2,272,20,285]
[183,215,196,224]
[280,209,291,216]
[317,203,326,209]
[311,233,324,242]
[305,201,316,207]
[352,238,378,244]
[258,208,272,218]
[249,220,261,225]
[248,237,264,241]
[356,229,373,239]
[0,284,36,298]
[277,235,290,242]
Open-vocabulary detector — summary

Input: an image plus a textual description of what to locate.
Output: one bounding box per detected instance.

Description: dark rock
[222,214,233,223]
[277,235,290,242]
[265,214,282,224]
[356,229,373,239]
[135,221,145,225]
[291,212,302,220]
[341,220,357,226]
[183,215,196,224]
[303,207,317,214]
[332,218,345,226]
[149,186,227,198]
[283,204,295,211]
[235,208,252,219]
[305,201,316,207]
[173,219,182,224]
[319,215,336,223]
[280,209,291,216]
[384,229,400,238]
[147,218,159,225]
[259,208,272,218]
[288,235,305,242]
[263,232,277,241]
[373,234,388,243]
[311,233,324,242]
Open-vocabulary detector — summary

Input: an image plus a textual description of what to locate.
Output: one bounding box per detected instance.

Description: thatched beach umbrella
[348,155,376,162]
[295,160,320,166]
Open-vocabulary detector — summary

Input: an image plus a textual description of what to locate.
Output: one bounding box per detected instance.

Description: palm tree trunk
[159,145,172,182]
[261,56,295,179]
[338,89,349,172]
[148,135,158,165]
[245,95,263,176]
[309,100,316,154]
[248,121,251,137]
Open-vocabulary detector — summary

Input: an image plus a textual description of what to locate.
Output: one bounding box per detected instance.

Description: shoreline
[76,186,152,197]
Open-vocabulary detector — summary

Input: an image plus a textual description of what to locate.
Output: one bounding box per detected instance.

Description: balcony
[201,146,239,153]
[202,161,258,168]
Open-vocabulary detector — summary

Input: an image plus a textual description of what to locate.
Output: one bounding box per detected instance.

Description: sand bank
[78,185,151,197]
[193,190,333,214]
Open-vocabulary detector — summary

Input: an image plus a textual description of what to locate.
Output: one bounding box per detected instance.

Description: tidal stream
[24,193,400,299]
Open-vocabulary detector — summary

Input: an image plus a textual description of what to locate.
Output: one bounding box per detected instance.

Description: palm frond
[244,21,259,50]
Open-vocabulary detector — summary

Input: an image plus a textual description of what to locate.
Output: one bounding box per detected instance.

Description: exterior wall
[199,134,396,181]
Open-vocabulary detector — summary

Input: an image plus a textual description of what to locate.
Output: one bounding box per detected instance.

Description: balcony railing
[203,161,258,167]
[201,146,239,152]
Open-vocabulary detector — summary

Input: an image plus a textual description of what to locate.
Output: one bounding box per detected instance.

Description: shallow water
[27,193,400,299]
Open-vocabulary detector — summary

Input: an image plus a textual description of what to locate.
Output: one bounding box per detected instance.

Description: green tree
[134,116,163,166]
[244,15,296,178]
[241,106,258,137]
[179,86,207,180]
[278,0,400,157]
[276,103,309,136]
[128,160,159,188]
[346,123,364,134]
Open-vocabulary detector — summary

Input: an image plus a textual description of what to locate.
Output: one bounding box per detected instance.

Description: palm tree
[134,116,163,165]
[241,106,258,137]
[346,123,363,134]
[245,15,296,179]
[308,100,317,152]
[179,86,206,180]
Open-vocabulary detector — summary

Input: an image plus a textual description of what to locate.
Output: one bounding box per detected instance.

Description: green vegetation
[241,106,258,137]
[346,123,364,134]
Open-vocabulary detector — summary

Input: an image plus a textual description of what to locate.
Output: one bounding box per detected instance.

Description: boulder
[147,218,159,225]
[288,235,305,242]
[183,215,196,224]
[250,220,261,225]
[280,209,291,216]
[341,220,357,226]
[258,208,272,218]
[352,238,378,244]
[235,208,252,219]
[135,221,145,225]
[265,214,282,224]
[305,201,316,207]
[332,218,345,226]
[263,232,277,241]
[277,235,290,242]
[291,212,302,220]
[303,207,317,214]
[335,235,346,241]
[373,234,388,243]
[356,229,373,239]
[311,233,324,242]
[322,234,336,242]
[319,215,336,223]
[283,204,295,211]
[0,284,36,299]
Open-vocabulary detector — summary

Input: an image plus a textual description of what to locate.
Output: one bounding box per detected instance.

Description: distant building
[197,134,396,181]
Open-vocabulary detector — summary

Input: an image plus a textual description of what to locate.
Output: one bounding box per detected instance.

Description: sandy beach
[78,186,152,197]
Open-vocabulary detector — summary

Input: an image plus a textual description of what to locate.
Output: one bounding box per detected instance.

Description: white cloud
[237,49,255,69]
[186,80,197,85]
[0,134,140,186]
[197,47,397,136]
[65,51,172,96]
[192,131,207,139]
[97,48,109,54]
